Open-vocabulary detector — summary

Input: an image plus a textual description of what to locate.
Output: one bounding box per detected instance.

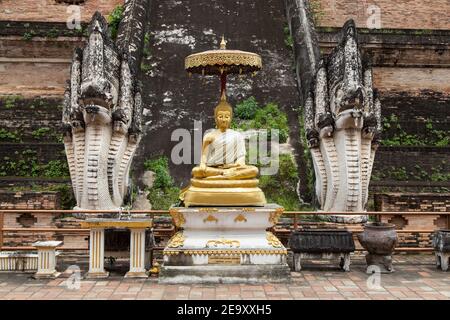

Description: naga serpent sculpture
[286,0,381,222]
[62,12,143,210]
[304,21,381,217]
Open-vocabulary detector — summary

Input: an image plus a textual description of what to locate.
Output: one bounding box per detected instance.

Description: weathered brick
[0,0,123,23]
[316,0,450,30]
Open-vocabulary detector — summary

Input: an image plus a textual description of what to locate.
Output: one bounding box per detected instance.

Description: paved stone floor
[0,254,449,300]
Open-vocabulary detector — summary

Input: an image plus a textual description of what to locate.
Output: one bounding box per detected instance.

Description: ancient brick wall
[375,193,450,248]
[0,190,60,210]
[1,1,448,30]
[0,191,88,249]
[0,34,83,96]
[373,67,450,95]
[0,0,123,23]
[316,0,450,30]
[373,147,450,180]
[375,193,450,212]
[0,191,60,247]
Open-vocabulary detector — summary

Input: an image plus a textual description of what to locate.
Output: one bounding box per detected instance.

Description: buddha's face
[216,110,232,131]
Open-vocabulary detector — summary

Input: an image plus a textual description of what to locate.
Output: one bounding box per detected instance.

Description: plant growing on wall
[0,129,21,142]
[107,5,124,40]
[283,24,294,50]
[232,97,290,143]
[309,0,325,25]
[140,32,153,73]
[259,154,313,211]
[144,156,180,210]
[234,96,259,120]
[381,114,449,147]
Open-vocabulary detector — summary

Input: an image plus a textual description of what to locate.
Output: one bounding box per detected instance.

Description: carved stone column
[125,228,148,278]
[87,228,109,278]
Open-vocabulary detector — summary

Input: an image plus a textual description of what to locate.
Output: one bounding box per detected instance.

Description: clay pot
[358,222,398,255]
[357,222,398,273]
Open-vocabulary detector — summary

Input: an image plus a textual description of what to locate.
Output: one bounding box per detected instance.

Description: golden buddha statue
[180,94,267,207]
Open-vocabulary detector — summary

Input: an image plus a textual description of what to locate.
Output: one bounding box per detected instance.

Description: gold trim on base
[191,178,259,188]
[164,249,287,256]
[183,187,267,207]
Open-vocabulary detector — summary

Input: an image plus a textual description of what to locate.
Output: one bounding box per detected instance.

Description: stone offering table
[80,219,153,278]
[159,205,290,284]
[288,230,355,272]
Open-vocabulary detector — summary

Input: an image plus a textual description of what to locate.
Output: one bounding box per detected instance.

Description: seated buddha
[180,94,267,207]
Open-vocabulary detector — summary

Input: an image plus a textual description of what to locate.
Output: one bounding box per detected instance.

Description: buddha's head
[214,98,233,132]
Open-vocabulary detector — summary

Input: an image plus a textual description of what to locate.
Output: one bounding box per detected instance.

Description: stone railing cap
[32,241,63,248]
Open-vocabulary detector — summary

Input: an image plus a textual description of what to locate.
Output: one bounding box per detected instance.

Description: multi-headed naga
[304,21,381,215]
[62,13,143,210]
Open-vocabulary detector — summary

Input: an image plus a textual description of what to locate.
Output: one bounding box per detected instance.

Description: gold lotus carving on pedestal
[206,238,240,248]
[266,232,283,248]
[167,232,185,248]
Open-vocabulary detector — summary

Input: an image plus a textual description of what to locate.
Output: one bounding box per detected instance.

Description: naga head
[327,20,365,127]
[304,19,381,141]
[78,12,120,125]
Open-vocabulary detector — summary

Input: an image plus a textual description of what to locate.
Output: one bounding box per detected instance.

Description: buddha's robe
[206,129,246,167]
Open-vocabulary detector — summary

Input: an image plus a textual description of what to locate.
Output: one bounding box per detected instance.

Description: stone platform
[1,255,449,300]
[160,265,291,284]
[159,205,291,284]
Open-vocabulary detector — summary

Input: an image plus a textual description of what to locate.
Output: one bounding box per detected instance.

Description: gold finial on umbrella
[220,35,227,49]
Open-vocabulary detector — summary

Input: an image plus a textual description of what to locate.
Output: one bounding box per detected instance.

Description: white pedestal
[160,205,291,284]
[32,241,62,279]
[125,228,148,278]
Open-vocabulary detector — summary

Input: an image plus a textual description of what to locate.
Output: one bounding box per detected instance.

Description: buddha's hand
[222,163,240,169]
[199,163,207,173]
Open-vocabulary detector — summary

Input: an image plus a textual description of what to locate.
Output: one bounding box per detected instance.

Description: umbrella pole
[220,72,227,100]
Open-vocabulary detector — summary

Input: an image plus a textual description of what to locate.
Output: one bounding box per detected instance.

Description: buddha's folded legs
[192,166,223,178]
[192,165,258,180]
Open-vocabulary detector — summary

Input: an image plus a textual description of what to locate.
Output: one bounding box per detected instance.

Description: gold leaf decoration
[268,207,284,225]
[266,232,283,248]
[203,215,219,223]
[206,238,240,248]
[163,249,288,256]
[169,208,186,227]
[199,208,219,213]
[167,232,185,248]
[234,214,247,223]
